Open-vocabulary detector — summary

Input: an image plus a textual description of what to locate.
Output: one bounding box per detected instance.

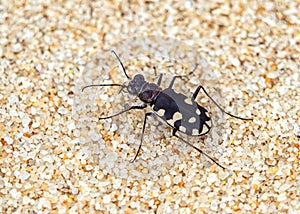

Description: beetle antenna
[111,50,131,79]
[82,83,125,92]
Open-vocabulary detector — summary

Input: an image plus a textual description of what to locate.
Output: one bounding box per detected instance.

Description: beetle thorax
[127,74,161,103]
[138,82,161,103]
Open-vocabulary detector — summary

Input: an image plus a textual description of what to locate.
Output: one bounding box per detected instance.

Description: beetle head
[127,74,146,95]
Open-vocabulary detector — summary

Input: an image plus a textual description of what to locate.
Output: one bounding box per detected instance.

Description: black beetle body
[82,51,253,169]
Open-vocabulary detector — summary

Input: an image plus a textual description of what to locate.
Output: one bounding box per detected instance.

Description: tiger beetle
[82,50,253,169]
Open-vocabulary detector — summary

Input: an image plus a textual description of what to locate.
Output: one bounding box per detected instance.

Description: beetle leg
[168,75,186,89]
[168,63,200,89]
[131,112,154,162]
[172,129,225,169]
[153,66,163,86]
[156,72,163,86]
[99,104,147,120]
[192,86,253,121]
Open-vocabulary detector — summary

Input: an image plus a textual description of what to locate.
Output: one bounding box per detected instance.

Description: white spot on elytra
[196,109,201,115]
[167,112,182,126]
[173,112,182,121]
[179,126,186,133]
[205,111,210,119]
[200,125,209,134]
[184,98,193,105]
[192,129,199,135]
[156,109,165,117]
[188,117,196,123]
[206,119,212,128]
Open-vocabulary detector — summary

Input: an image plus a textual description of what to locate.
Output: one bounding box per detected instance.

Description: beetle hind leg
[192,85,253,121]
[172,129,225,169]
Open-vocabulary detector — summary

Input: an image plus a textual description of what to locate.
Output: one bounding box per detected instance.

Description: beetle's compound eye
[147,83,159,91]
[127,74,146,95]
[127,82,137,94]
[133,74,144,82]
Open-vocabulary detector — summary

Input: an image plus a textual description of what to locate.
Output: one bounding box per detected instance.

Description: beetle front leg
[99,104,147,120]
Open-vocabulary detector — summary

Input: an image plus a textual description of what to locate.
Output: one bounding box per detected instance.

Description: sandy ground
[1,0,299,213]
